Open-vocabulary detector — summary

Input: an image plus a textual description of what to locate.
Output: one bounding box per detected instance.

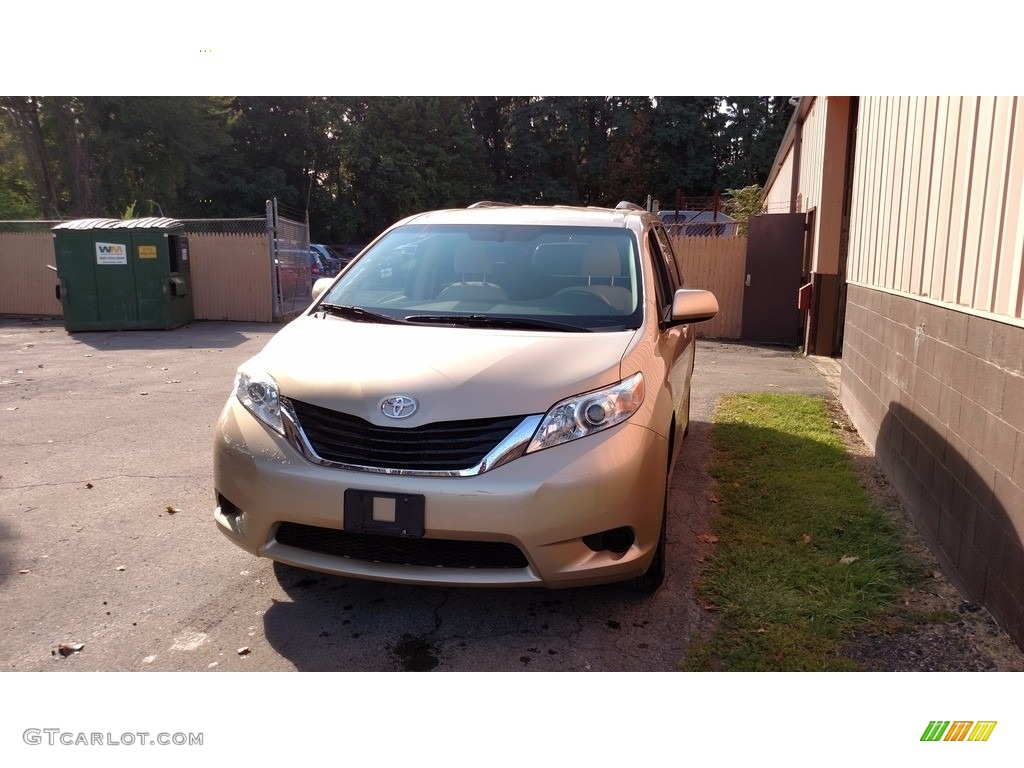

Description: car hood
[250,314,638,425]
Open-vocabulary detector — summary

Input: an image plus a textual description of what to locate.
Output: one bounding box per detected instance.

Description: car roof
[393,202,657,229]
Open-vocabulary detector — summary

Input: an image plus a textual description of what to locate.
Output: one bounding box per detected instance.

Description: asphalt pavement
[0,316,836,672]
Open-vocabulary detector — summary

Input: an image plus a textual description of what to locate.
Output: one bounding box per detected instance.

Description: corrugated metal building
[764,96,1024,647]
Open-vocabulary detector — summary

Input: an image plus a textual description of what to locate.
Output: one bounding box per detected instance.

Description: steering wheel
[553,287,618,311]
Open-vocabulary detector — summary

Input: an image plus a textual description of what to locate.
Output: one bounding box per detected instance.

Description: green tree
[718,96,795,189]
[0,97,235,219]
[606,98,659,205]
[336,97,491,240]
[466,96,532,199]
[201,96,325,219]
[0,109,39,218]
[0,97,62,217]
[723,184,765,236]
[650,96,723,200]
[86,97,234,217]
[0,95,798,240]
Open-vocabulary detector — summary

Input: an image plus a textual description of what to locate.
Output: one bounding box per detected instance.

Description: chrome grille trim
[281,398,542,477]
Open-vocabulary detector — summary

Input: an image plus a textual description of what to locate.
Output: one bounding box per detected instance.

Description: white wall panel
[849,96,1024,323]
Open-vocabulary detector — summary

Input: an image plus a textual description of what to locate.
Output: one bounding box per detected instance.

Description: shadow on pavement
[0,519,16,589]
[262,557,690,672]
[2,316,281,351]
[67,321,281,351]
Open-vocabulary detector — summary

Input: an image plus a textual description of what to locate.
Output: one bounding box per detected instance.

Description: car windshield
[318,224,643,332]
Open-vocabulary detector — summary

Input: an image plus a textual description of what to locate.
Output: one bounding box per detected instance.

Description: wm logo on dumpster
[921,721,997,741]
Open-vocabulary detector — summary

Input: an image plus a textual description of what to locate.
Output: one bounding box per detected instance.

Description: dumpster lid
[52,217,184,231]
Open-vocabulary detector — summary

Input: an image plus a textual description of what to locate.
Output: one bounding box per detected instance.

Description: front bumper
[213,398,668,588]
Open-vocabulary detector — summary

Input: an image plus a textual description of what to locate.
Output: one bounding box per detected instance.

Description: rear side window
[646,226,679,321]
[652,224,683,288]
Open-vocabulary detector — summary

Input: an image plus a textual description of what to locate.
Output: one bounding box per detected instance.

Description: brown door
[741,213,806,345]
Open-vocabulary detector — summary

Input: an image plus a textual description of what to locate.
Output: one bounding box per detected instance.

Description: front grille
[275,522,529,569]
[288,399,527,471]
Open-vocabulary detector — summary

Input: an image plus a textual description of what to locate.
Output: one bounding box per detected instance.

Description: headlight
[234,366,283,434]
[527,372,644,453]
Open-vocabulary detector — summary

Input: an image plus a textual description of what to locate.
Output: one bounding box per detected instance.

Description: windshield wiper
[318,303,407,325]
[404,314,591,332]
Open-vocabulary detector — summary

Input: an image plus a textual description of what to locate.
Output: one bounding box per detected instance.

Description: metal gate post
[267,199,280,321]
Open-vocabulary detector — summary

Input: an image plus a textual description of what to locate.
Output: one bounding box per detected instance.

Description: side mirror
[671,288,719,324]
[311,277,334,301]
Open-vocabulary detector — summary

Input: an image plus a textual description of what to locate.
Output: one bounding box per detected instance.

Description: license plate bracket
[343,490,425,538]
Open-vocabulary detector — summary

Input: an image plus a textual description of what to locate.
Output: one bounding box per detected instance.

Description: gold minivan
[214,202,717,592]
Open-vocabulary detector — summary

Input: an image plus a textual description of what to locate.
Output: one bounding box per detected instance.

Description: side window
[653,224,684,288]
[646,229,676,320]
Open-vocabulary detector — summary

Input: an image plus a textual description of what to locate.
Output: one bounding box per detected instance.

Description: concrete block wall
[841,283,1024,645]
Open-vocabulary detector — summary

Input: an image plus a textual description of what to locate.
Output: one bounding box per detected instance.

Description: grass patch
[680,393,914,671]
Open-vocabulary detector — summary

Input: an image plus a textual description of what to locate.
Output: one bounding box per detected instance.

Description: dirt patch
[825,398,1024,672]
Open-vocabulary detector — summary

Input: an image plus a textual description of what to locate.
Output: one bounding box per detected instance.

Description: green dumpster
[52,218,194,331]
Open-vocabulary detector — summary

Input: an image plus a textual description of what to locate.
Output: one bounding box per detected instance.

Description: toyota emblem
[380,395,418,419]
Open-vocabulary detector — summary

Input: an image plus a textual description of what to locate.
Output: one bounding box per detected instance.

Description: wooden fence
[2,229,750,339]
[0,230,273,322]
[0,232,62,316]
[671,235,746,339]
[188,232,273,322]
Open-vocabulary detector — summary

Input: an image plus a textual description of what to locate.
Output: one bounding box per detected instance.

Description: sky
[4,2,1015,96]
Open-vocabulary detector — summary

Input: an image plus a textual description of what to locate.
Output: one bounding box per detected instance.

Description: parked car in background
[214,201,718,593]
[659,210,737,237]
[310,243,344,278]
[309,248,333,282]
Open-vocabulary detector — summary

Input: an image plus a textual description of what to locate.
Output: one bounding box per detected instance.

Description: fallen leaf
[839,555,859,565]
[801,534,812,545]
[165,505,180,514]
[115,565,126,571]
[237,646,251,656]
[697,533,719,544]
[709,493,720,504]
[85,482,93,489]
[57,642,85,657]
